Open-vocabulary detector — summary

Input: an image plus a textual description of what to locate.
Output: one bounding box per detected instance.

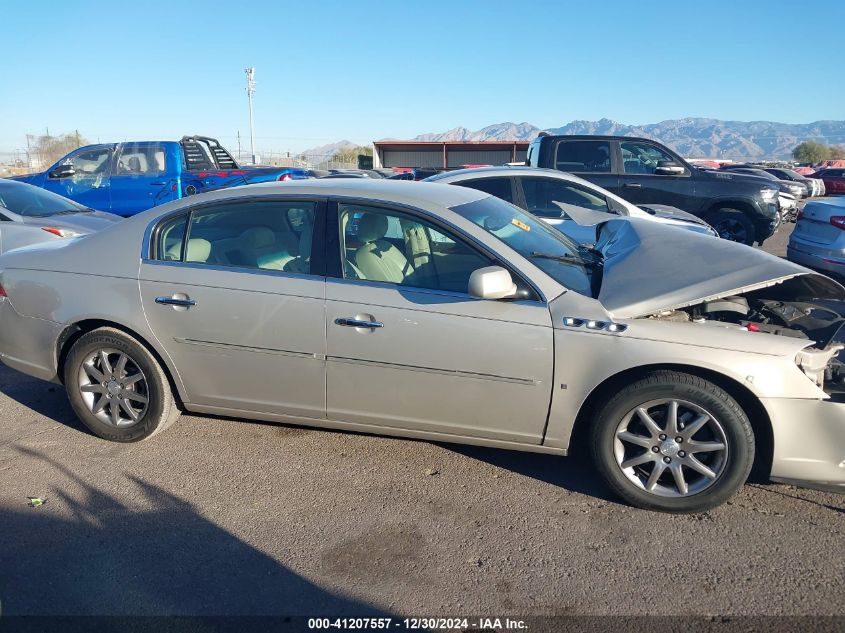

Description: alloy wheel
[613,398,728,498]
[714,218,748,243]
[77,348,149,427]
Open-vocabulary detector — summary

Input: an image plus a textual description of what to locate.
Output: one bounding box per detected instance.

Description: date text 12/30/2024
[308,618,528,630]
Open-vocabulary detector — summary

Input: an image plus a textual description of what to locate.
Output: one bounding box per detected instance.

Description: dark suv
[526,134,781,244]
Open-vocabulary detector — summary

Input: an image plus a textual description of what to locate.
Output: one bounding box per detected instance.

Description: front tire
[704,208,756,245]
[590,371,754,513]
[64,327,180,442]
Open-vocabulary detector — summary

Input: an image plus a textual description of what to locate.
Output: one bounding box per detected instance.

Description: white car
[424,167,718,244]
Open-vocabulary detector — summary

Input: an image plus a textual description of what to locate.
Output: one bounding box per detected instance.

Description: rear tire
[590,371,754,513]
[704,208,756,245]
[64,327,180,442]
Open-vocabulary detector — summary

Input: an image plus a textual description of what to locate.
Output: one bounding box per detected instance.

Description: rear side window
[115,144,166,176]
[555,140,611,173]
[455,177,514,203]
[154,201,317,275]
[520,177,612,217]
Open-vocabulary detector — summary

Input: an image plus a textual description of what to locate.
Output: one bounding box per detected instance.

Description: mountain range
[305,118,845,160]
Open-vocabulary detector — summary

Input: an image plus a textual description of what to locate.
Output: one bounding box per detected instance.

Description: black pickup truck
[526,134,781,244]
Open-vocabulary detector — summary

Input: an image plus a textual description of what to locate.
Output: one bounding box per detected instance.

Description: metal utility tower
[244,67,257,164]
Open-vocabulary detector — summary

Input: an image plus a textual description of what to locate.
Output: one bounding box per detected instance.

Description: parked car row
[525,134,782,245]
[9,136,311,217]
[2,134,845,514]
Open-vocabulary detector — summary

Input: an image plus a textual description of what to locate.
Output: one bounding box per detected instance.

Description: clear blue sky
[2,0,842,154]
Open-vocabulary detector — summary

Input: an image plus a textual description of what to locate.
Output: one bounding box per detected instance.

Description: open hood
[585,214,845,319]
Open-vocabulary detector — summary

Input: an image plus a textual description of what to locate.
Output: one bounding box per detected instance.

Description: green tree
[792,141,831,164]
[829,145,845,160]
[334,145,372,165]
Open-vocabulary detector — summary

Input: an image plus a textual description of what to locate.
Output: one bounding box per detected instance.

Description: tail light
[0,283,6,298]
[41,227,82,238]
[278,173,292,182]
[830,216,845,230]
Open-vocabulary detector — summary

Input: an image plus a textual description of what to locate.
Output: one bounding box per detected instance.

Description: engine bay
[647,279,845,395]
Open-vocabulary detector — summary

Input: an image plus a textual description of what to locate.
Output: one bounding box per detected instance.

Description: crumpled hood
[593,217,845,318]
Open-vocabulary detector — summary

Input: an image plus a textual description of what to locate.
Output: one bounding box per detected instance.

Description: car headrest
[239,226,275,249]
[128,156,142,172]
[357,213,388,242]
[183,238,212,262]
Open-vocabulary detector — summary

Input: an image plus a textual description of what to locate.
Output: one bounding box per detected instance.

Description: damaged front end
[577,213,845,396]
[647,282,845,395]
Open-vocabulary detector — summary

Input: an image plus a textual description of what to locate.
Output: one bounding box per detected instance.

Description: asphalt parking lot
[1,219,843,620]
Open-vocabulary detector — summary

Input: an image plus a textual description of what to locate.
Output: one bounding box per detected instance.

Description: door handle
[335,317,383,329]
[623,183,642,188]
[155,296,196,307]
[151,181,166,186]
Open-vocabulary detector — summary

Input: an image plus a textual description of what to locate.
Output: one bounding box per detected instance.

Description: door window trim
[143,195,328,278]
[327,196,544,303]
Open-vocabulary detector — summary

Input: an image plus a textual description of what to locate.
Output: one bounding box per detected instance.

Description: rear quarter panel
[0,213,189,396]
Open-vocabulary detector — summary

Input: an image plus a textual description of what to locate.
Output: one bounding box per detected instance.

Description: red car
[811,168,845,195]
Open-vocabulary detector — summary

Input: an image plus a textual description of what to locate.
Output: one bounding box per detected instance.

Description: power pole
[244,67,257,164]
[237,130,242,163]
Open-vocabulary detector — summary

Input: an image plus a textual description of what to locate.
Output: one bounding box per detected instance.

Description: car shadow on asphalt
[442,443,621,505]
[0,365,621,506]
[1,446,392,619]
[0,366,90,435]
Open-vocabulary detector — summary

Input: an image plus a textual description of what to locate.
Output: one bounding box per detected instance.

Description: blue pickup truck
[10,136,310,217]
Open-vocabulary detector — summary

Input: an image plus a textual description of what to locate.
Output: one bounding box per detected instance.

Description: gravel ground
[1,218,843,620]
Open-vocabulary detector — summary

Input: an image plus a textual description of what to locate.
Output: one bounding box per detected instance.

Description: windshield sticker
[511,218,531,232]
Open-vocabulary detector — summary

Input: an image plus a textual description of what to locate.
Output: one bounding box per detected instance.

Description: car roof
[153,177,491,213]
[426,166,585,182]
[537,135,659,143]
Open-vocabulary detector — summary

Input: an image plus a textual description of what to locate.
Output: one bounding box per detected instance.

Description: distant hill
[300,139,357,158]
[413,122,542,143]
[403,118,845,160]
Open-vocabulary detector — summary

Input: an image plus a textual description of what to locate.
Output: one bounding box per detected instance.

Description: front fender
[543,327,824,450]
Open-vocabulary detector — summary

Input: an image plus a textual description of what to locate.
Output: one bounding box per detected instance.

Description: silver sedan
[0,179,843,513]
[0,178,122,251]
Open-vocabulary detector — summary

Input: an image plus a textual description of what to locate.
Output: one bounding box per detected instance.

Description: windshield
[450,196,597,297]
[0,183,88,217]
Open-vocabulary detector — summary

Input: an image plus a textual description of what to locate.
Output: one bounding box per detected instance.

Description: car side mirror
[468,266,518,300]
[49,164,76,179]
[654,160,685,176]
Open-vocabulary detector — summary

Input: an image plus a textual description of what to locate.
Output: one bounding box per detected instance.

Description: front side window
[520,176,612,217]
[620,141,682,175]
[156,200,316,274]
[115,144,166,176]
[339,203,491,294]
[451,196,596,298]
[456,177,515,204]
[555,140,611,173]
[68,147,113,175]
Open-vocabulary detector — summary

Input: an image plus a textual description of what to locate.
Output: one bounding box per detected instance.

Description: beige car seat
[354,213,414,283]
[168,238,212,263]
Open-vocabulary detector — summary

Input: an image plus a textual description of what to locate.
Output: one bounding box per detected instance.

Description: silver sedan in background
[788,196,845,276]
[0,179,843,513]
[0,179,121,252]
[424,166,717,245]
